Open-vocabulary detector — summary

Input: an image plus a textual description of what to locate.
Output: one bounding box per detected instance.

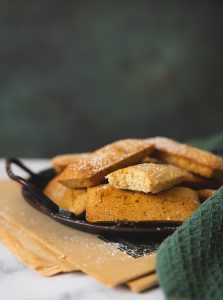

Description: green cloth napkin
[157,135,223,300]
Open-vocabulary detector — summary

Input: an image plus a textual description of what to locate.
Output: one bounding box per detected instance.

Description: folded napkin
[157,136,223,300]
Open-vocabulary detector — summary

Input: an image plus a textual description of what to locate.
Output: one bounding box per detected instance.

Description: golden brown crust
[156,152,216,178]
[145,137,223,179]
[58,139,154,188]
[51,153,88,173]
[86,185,200,222]
[106,163,190,194]
[44,176,87,215]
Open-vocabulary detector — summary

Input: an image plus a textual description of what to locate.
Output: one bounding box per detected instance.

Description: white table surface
[0,159,165,300]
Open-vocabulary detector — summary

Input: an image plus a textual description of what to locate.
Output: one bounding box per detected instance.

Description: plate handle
[6,158,59,213]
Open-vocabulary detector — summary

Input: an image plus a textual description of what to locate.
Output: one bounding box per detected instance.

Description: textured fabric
[157,137,223,300]
[157,189,223,300]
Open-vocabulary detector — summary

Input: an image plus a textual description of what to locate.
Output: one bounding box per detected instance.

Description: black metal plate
[21,167,181,237]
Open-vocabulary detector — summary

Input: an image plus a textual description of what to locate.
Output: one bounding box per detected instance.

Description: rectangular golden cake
[58,139,154,188]
[86,185,200,222]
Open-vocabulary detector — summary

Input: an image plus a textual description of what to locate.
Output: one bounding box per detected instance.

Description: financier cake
[58,139,154,188]
[106,163,191,194]
[51,153,88,173]
[86,185,200,222]
[44,176,87,215]
[145,137,223,180]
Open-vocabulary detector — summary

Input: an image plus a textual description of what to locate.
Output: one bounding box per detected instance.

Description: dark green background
[0,1,223,157]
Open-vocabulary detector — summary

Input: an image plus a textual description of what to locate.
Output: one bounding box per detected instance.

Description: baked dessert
[51,153,88,173]
[86,185,200,222]
[106,163,190,194]
[47,136,223,224]
[58,139,154,188]
[44,176,87,215]
[197,189,216,201]
[145,137,223,179]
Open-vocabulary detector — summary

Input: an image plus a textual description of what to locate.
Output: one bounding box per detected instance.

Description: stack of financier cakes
[45,137,223,223]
